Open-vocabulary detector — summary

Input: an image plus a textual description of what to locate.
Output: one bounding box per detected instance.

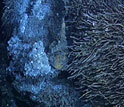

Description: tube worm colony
[65,0,124,106]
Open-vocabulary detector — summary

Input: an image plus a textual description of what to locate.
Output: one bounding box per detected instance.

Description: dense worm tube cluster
[65,0,124,106]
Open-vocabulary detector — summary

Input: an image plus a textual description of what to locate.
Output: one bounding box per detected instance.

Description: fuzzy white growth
[24,41,54,77]
[32,0,51,20]
[20,14,28,33]
[8,36,54,77]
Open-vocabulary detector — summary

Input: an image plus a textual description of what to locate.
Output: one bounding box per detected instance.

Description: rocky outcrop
[4,0,78,106]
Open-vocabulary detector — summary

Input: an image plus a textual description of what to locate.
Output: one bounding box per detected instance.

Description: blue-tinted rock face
[5,0,78,106]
